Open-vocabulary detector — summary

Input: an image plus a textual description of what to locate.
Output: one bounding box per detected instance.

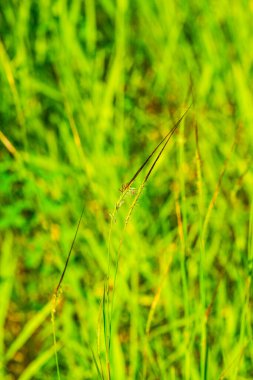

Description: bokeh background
[1,1,253,379]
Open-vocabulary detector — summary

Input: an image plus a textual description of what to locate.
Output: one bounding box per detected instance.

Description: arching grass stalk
[51,205,85,379]
[105,105,191,373]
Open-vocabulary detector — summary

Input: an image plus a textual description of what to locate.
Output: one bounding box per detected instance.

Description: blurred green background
[0,0,253,379]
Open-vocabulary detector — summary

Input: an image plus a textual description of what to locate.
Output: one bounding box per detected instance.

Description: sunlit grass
[0,1,253,379]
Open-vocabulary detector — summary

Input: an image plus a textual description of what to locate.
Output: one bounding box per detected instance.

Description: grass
[0,0,253,379]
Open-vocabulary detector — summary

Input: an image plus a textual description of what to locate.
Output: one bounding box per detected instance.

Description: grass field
[1,1,253,379]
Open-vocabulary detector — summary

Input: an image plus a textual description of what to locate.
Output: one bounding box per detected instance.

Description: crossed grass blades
[51,105,191,379]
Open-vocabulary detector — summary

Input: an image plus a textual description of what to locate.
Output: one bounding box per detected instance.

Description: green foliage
[0,0,253,379]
